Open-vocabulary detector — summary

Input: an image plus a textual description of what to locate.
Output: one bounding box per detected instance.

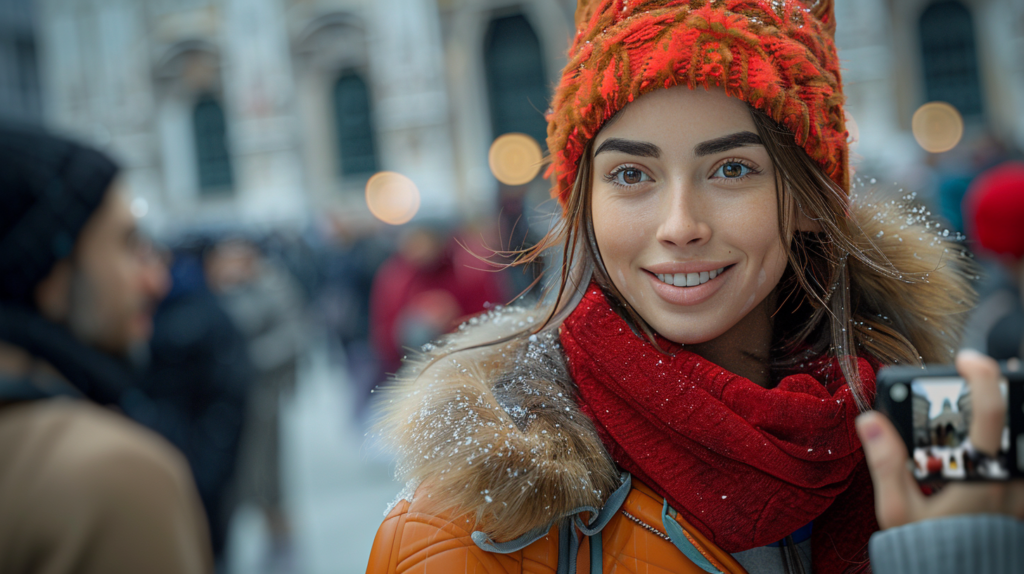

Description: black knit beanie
[0,123,119,303]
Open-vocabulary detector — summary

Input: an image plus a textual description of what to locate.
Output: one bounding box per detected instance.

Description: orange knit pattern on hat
[546,0,849,207]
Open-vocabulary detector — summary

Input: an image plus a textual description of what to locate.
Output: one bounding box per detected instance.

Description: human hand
[856,350,1024,529]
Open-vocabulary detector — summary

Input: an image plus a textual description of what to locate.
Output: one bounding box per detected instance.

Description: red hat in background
[965,161,1024,259]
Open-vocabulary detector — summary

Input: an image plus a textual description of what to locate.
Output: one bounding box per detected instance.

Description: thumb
[856,411,920,529]
[955,349,1005,455]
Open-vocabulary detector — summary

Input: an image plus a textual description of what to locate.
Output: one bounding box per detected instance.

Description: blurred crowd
[0,119,558,573]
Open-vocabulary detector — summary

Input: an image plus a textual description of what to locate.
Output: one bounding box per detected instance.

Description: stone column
[367,0,458,219]
[37,0,163,226]
[221,0,307,224]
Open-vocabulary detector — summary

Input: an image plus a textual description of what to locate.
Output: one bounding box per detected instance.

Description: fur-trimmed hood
[372,191,977,544]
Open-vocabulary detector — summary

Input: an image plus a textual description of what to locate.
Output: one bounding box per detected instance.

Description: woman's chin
[646,321,731,347]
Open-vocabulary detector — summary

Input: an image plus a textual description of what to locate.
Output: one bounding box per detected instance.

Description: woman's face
[590,86,790,345]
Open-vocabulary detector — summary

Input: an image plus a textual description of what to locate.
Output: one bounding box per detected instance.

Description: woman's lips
[646,264,733,306]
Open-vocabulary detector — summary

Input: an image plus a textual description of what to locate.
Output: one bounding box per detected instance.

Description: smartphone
[876,363,1024,481]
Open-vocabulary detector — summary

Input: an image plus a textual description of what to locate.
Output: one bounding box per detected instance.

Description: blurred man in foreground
[0,124,212,574]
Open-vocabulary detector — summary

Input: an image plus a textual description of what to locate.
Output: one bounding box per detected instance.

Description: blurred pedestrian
[0,124,212,573]
[124,245,253,563]
[368,224,507,385]
[315,216,392,406]
[963,161,1024,359]
[206,238,306,572]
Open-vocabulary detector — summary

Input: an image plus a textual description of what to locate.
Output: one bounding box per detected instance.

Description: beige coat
[0,398,213,574]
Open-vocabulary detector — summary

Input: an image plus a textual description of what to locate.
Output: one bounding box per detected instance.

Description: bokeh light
[130,197,149,218]
[488,133,542,186]
[912,102,964,153]
[365,171,420,225]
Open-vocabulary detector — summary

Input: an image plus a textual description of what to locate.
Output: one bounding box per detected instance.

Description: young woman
[367,1,988,573]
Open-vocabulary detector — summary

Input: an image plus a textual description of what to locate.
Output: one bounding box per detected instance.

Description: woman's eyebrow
[694,131,762,157]
[594,138,662,158]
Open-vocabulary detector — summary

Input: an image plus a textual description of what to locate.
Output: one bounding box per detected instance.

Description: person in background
[314,216,392,418]
[0,124,212,573]
[369,225,508,380]
[961,161,1024,359]
[206,237,306,573]
[124,244,253,564]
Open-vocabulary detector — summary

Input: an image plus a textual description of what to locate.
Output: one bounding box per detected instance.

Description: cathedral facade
[28,0,1024,233]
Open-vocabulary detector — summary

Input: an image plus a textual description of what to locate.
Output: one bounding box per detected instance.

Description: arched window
[484,14,548,149]
[919,1,983,117]
[193,95,234,194]
[333,71,378,177]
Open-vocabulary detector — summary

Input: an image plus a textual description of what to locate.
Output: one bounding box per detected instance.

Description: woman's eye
[713,162,753,179]
[614,168,649,185]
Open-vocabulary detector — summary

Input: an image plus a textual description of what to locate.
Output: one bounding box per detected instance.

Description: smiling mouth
[652,266,731,287]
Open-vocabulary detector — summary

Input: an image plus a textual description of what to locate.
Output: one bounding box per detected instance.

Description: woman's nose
[655,184,711,248]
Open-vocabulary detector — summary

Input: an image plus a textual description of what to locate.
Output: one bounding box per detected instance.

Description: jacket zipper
[620,510,671,541]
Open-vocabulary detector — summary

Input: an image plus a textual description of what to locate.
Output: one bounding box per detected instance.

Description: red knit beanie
[965,162,1024,259]
[546,0,848,208]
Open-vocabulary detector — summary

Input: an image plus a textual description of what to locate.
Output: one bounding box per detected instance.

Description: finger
[924,483,1003,519]
[1006,483,1024,520]
[956,350,1006,455]
[857,411,923,528]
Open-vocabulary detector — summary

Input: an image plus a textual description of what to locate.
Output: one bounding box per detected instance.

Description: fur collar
[374,307,621,543]
[373,190,977,543]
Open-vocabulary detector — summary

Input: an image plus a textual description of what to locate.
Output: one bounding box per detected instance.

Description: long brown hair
[512,106,972,410]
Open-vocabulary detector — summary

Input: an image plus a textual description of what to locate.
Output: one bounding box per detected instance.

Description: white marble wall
[31,0,1024,233]
[834,0,910,175]
[367,0,456,219]
[222,0,307,223]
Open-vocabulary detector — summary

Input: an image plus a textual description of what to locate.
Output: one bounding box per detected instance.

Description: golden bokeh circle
[488,133,543,186]
[365,171,420,225]
[912,102,964,154]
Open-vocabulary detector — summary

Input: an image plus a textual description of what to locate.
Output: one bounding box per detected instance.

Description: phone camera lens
[890,383,908,402]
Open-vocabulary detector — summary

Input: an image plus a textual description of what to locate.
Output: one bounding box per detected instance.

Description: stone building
[29,0,574,233]
[930,398,966,446]
[835,0,1024,186]
[957,385,972,432]
[912,388,931,446]
[26,0,1024,234]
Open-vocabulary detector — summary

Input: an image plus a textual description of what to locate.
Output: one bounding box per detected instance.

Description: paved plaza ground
[227,340,402,574]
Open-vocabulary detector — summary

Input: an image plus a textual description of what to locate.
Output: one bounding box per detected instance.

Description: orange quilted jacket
[367,479,747,574]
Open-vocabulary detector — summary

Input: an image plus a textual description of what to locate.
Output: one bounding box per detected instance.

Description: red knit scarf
[561,285,878,573]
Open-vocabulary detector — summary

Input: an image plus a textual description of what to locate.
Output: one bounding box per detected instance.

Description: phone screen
[909,377,1011,480]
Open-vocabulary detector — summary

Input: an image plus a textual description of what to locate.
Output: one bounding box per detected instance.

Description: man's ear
[34,260,72,323]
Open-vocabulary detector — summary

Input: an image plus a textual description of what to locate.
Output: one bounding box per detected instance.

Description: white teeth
[655,267,726,287]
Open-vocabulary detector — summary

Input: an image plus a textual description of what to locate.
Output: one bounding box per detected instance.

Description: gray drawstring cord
[472,473,632,574]
[661,499,724,574]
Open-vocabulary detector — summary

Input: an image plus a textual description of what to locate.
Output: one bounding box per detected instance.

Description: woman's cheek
[593,197,639,294]
[599,238,633,298]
